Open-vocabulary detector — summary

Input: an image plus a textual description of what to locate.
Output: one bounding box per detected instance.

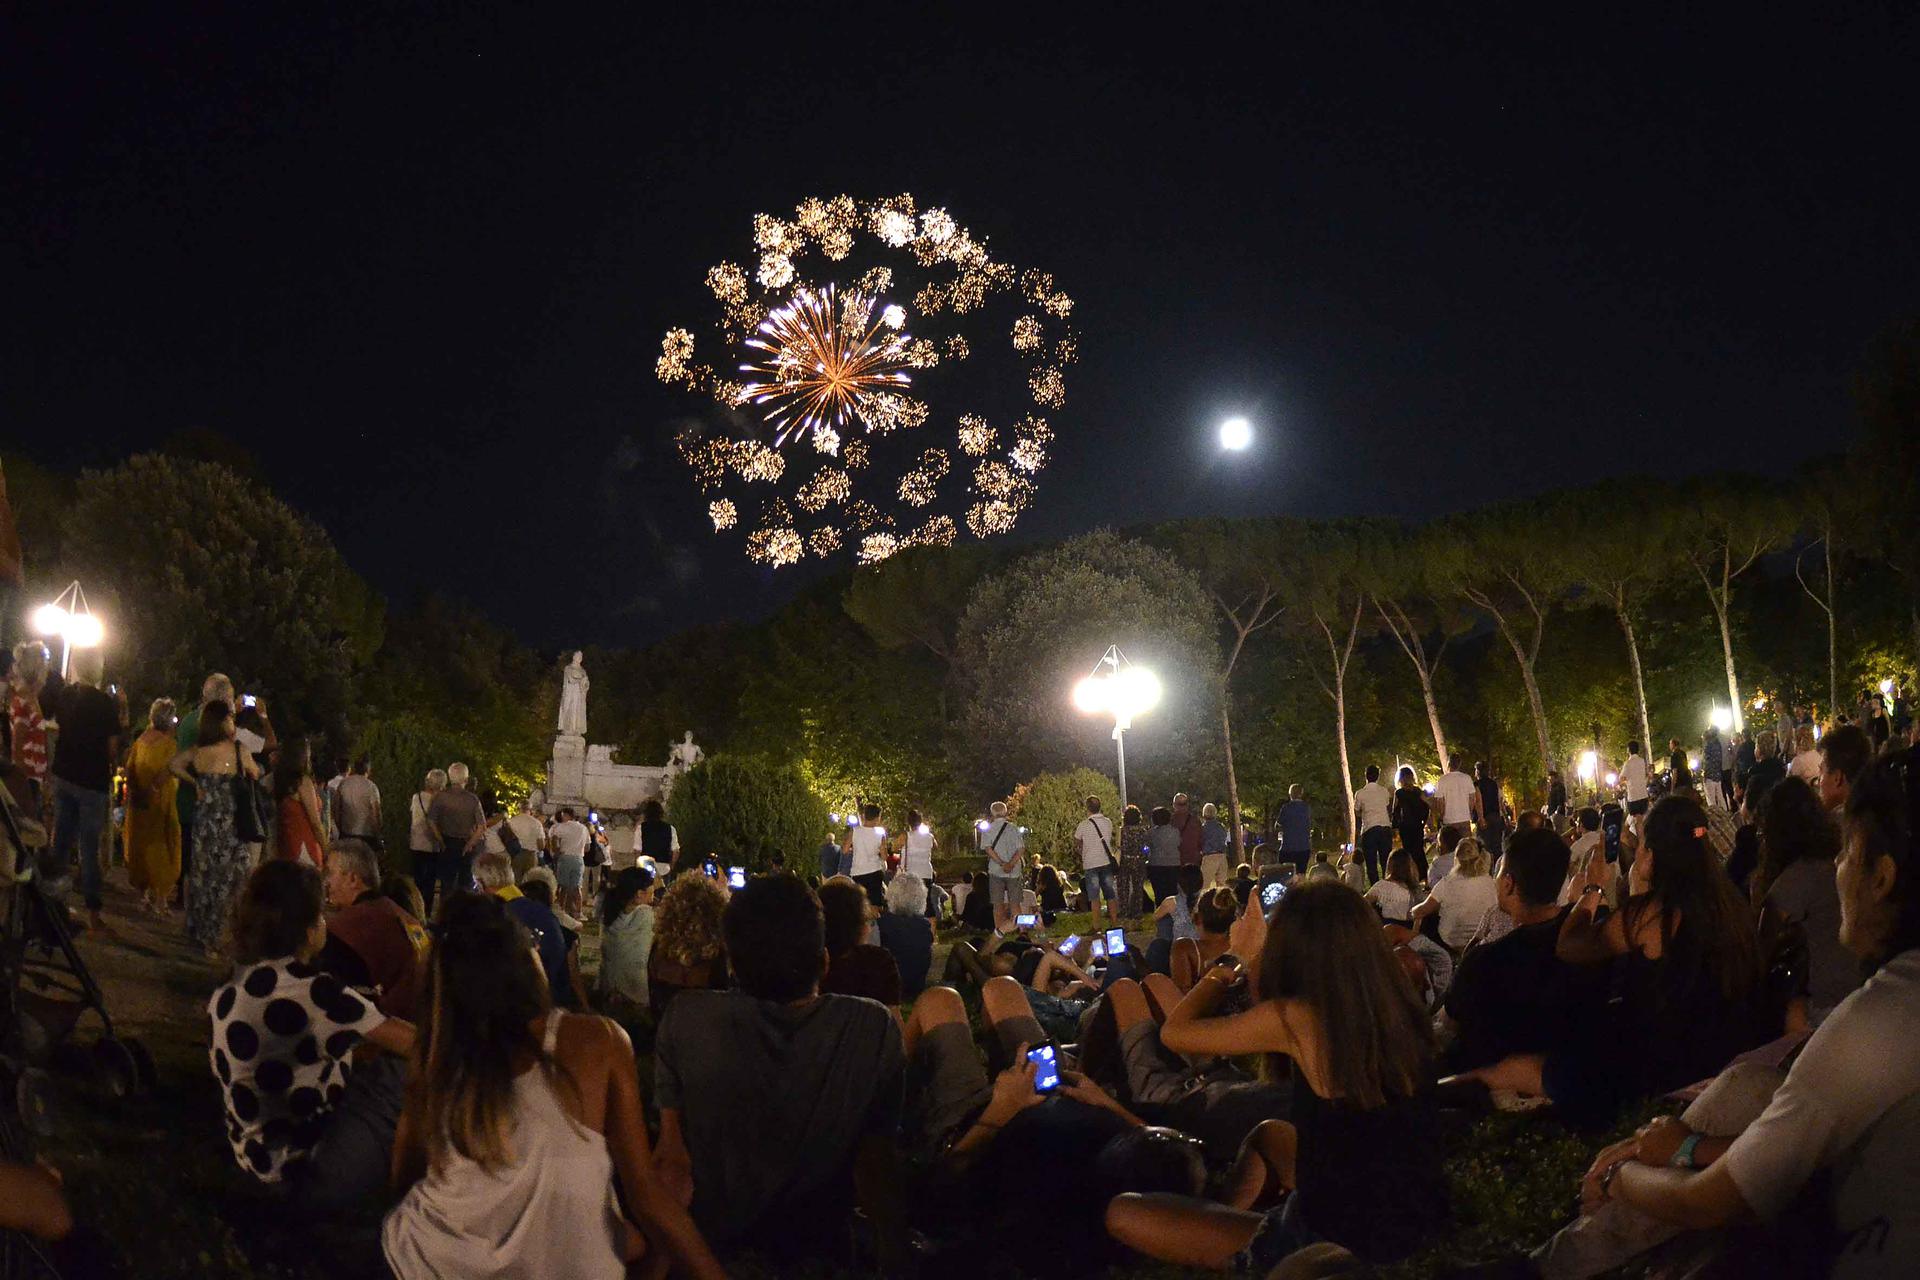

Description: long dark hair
[1256,880,1433,1108]
[1754,776,1840,898]
[197,699,234,747]
[231,860,323,964]
[271,738,313,804]
[1632,795,1762,1002]
[410,891,558,1174]
[1843,751,1920,968]
[600,865,655,921]
[1385,849,1420,893]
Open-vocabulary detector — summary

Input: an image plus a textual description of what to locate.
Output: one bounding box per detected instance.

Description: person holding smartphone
[1105,881,1446,1272]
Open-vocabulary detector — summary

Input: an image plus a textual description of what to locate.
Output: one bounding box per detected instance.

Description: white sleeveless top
[902,826,935,878]
[383,1011,625,1279]
[847,824,887,876]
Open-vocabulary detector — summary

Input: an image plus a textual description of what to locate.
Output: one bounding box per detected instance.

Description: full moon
[1219,416,1252,450]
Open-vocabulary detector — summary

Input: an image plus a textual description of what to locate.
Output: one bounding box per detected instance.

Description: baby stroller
[0,766,155,1129]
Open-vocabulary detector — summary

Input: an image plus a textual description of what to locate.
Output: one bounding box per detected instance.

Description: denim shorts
[1082,864,1116,902]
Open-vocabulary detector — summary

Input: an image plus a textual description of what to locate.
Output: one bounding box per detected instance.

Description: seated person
[1337,849,1368,894]
[1440,827,1601,1073]
[1754,777,1860,1031]
[1230,862,1257,908]
[900,977,1211,1265]
[1145,863,1204,976]
[383,891,724,1280]
[1365,848,1423,927]
[818,876,904,1006]
[1454,795,1772,1127]
[473,851,575,1008]
[1036,862,1070,923]
[1426,822,1466,888]
[652,876,909,1268]
[519,872,594,1011]
[209,861,413,1208]
[317,837,427,1022]
[1535,753,1920,1279]
[1104,880,1446,1272]
[1303,850,1340,882]
[942,934,1116,1043]
[1170,886,1238,991]
[876,872,934,998]
[597,865,657,1012]
[521,865,581,930]
[647,873,731,1020]
[958,870,994,931]
[1411,835,1498,952]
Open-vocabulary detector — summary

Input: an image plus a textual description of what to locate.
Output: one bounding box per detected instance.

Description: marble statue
[669,731,704,772]
[557,651,589,737]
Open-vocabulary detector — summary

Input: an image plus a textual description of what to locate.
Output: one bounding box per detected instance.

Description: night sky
[6,6,1917,650]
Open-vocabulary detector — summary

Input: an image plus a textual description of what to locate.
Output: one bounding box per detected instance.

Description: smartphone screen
[241,694,257,707]
[1056,934,1081,955]
[1016,913,1038,928]
[1027,1043,1061,1093]
[1104,927,1127,956]
[1090,938,1107,959]
[727,866,747,890]
[1261,881,1287,910]
[703,859,719,879]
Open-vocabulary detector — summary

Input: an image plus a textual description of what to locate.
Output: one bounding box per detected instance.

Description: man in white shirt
[1620,740,1651,824]
[1564,807,1606,905]
[1433,765,1480,839]
[979,800,1026,934]
[1353,764,1394,885]
[843,803,888,907]
[332,756,383,842]
[1073,796,1117,924]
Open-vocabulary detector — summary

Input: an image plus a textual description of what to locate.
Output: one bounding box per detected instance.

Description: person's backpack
[584,835,606,868]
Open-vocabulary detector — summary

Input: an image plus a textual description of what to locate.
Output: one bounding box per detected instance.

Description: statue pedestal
[548,734,587,804]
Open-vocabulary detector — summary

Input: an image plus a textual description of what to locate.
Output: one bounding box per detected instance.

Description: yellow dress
[124,730,182,901]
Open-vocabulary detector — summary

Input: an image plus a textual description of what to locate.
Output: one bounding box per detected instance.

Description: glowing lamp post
[1576,749,1599,803]
[1072,645,1160,816]
[1708,705,1733,735]
[31,580,103,677]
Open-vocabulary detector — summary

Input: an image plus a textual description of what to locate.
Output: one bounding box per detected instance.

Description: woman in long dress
[124,698,183,916]
[170,700,260,957]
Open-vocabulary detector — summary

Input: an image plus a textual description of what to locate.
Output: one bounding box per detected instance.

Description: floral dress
[187,768,251,952]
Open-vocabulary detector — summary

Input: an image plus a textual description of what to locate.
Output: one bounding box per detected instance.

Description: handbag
[231,742,272,844]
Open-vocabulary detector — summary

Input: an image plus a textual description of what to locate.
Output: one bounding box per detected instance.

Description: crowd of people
[3,634,1918,1277]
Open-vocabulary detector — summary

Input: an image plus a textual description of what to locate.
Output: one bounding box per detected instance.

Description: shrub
[667,753,829,873]
[1006,767,1121,874]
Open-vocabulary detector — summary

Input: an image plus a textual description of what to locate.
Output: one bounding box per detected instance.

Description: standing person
[270,739,326,869]
[321,757,349,846]
[170,701,260,958]
[1741,731,1787,822]
[1545,768,1569,824]
[174,672,236,906]
[1432,760,1478,842]
[1620,740,1651,828]
[124,698,183,917]
[1117,804,1148,919]
[1473,761,1507,857]
[45,649,121,932]
[1277,785,1312,873]
[548,808,590,920]
[1105,880,1446,1272]
[635,797,678,868]
[1074,796,1118,925]
[406,770,446,916]
[1666,738,1692,792]
[1732,730,1756,801]
[1170,793,1205,878]
[1144,805,1181,910]
[383,890,725,1280]
[424,763,484,916]
[900,809,938,916]
[980,800,1025,934]
[331,756,382,846]
[1198,802,1230,888]
[844,803,888,909]
[1353,765,1393,885]
[1391,766,1431,880]
[1701,723,1729,810]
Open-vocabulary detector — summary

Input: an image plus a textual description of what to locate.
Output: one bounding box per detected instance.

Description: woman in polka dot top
[208,860,414,1184]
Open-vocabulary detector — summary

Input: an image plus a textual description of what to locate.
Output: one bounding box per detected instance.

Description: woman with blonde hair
[1410,835,1497,952]
[647,872,731,1019]
[383,891,724,1280]
[124,698,183,915]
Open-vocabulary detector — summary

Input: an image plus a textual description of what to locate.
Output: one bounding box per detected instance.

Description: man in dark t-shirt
[1443,827,1601,1072]
[654,877,906,1267]
[45,654,122,926]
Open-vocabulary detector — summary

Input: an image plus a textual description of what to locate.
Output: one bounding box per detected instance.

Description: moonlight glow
[1219,416,1252,450]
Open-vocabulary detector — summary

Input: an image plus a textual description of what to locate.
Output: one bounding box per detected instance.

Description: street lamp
[1072,645,1160,816]
[1708,705,1733,735]
[31,580,102,677]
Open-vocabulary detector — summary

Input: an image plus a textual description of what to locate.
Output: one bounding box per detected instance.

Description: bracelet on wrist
[1599,1158,1630,1199]
[1670,1132,1704,1170]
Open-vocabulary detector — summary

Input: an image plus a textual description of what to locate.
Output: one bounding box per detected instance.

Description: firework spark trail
[658,193,1076,566]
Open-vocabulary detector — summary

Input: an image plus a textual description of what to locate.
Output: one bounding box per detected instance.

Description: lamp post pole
[1112,722,1129,818]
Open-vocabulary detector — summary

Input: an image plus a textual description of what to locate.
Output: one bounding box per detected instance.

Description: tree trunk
[1418,667,1451,775]
[1493,615,1554,776]
[1222,688,1244,861]
[1712,594,1743,734]
[1318,601,1363,850]
[1615,601,1652,759]
[1377,598,1452,772]
[1825,537,1838,718]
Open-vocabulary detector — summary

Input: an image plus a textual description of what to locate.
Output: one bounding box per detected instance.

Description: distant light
[64,613,104,648]
[1605,772,1619,788]
[830,812,841,824]
[873,826,887,839]
[1813,725,1823,742]
[1751,694,1768,711]
[1708,706,1733,733]
[1422,782,1436,795]
[1881,678,1895,696]
[976,819,991,832]
[1219,416,1252,451]
[1687,756,1700,773]
[916,823,930,835]
[30,604,67,637]
[1575,750,1598,783]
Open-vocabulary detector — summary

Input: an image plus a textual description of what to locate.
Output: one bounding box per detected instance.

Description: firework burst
[658,193,1076,566]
